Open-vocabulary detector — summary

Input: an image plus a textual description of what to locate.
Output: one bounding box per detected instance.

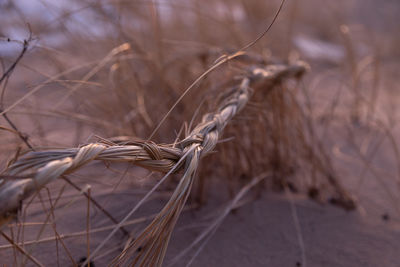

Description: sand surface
[168,193,400,267]
[2,183,400,267]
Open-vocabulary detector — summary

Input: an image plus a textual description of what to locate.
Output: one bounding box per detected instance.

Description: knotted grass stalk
[0,60,323,266]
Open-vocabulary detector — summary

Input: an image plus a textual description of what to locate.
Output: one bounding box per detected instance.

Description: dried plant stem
[0,231,44,267]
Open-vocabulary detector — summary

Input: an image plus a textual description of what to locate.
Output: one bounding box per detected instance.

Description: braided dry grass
[0,60,312,266]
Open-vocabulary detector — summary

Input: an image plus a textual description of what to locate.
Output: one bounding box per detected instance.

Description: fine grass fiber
[0,0,399,266]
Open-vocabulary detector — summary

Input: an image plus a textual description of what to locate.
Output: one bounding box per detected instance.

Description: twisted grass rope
[0,61,308,265]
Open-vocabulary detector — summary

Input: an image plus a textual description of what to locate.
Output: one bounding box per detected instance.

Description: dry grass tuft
[0,60,318,265]
[0,0,399,266]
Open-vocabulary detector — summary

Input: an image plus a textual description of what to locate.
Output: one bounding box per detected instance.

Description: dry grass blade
[0,231,44,267]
